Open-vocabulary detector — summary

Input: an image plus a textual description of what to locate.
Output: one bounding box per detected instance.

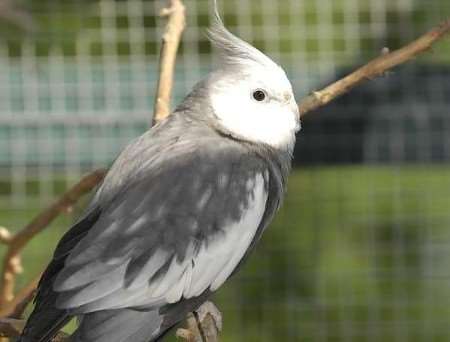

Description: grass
[1,165,450,340]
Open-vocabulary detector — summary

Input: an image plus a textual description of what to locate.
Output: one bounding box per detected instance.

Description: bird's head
[204,1,300,152]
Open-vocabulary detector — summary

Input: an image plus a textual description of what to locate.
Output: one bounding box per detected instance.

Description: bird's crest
[208,0,278,70]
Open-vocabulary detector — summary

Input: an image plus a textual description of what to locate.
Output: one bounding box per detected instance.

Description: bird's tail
[70,308,167,342]
[18,302,70,342]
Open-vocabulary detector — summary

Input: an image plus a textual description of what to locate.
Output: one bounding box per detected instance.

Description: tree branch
[0,169,107,309]
[0,274,40,318]
[0,318,24,338]
[152,0,186,125]
[299,19,450,117]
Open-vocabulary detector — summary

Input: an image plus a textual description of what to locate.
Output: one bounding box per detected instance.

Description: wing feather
[52,141,275,314]
[55,264,127,308]
[23,115,288,342]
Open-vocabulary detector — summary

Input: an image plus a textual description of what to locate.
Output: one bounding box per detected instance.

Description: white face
[209,64,300,151]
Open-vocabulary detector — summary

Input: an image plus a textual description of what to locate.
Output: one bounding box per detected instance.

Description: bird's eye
[252,89,267,102]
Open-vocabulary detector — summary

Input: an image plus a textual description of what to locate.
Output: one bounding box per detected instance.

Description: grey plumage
[20,112,290,342]
[72,309,163,342]
[19,2,297,342]
[207,4,276,70]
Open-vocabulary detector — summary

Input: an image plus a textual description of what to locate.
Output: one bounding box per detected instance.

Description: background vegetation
[1,0,450,340]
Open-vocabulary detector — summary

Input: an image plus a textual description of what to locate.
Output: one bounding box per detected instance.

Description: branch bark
[0,274,40,318]
[298,19,450,117]
[153,0,186,125]
[0,318,24,338]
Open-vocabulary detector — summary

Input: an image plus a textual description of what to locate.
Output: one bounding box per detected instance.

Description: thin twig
[0,318,24,338]
[152,0,186,125]
[0,274,40,318]
[0,169,107,309]
[299,19,450,117]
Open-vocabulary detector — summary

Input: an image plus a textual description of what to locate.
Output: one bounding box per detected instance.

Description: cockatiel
[19,2,300,341]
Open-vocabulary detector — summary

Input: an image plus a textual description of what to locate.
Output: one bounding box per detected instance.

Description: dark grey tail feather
[19,264,72,342]
[159,291,212,330]
[72,291,213,342]
[18,302,70,342]
[71,308,163,342]
[19,208,102,342]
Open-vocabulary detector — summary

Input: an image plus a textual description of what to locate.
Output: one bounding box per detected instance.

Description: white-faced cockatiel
[19,2,300,341]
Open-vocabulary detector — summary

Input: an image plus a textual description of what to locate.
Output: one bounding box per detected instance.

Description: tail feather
[18,204,211,342]
[71,309,163,342]
[18,298,70,342]
[19,208,101,342]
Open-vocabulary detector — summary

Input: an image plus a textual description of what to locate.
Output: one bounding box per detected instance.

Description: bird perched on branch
[19,2,300,342]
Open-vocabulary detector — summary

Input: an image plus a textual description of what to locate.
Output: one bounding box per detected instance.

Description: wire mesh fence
[1,0,450,341]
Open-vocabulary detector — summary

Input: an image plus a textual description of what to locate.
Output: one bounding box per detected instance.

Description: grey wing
[52,143,277,314]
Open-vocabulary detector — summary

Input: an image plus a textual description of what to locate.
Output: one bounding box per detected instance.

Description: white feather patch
[64,174,269,311]
[183,173,267,298]
[210,65,300,150]
[134,173,267,304]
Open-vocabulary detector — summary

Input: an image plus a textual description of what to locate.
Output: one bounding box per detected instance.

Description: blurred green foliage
[1,0,450,340]
[2,166,450,340]
[1,0,450,64]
